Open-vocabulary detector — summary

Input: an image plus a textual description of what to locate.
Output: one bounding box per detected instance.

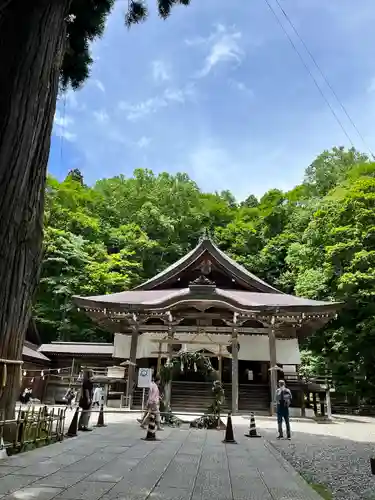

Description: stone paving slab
[0,422,323,500]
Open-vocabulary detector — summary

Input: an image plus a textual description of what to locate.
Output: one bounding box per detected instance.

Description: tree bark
[0,0,71,419]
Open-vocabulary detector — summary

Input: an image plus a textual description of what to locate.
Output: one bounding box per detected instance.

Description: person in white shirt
[139,374,163,431]
[92,385,103,408]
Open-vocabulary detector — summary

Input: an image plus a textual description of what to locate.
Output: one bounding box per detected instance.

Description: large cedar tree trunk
[0,0,71,418]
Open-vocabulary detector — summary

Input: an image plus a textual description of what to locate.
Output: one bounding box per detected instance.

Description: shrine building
[73,236,340,415]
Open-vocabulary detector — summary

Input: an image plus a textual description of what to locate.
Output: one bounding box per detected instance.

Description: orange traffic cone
[142,412,159,441]
[222,412,237,444]
[245,412,261,438]
[95,404,106,427]
[66,407,79,438]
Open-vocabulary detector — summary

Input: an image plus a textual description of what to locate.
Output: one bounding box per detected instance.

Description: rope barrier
[0,359,23,364]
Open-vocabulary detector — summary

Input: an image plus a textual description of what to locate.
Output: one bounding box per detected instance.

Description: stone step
[132,382,270,413]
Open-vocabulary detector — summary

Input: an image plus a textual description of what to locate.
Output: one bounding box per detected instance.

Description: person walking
[64,387,75,409]
[78,370,93,431]
[92,385,103,408]
[139,374,163,431]
[275,379,292,439]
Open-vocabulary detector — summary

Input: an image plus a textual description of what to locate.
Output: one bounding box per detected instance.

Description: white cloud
[53,111,76,141]
[185,143,288,200]
[230,79,254,97]
[164,86,195,103]
[118,84,195,121]
[54,113,74,128]
[56,130,77,142]
[186,24,244,78]
[58,89,86,112]
[93,109,109,123]
[107,129,129,145]
[93,79,105,93]
[152,60,170,83]
[118,96,166,121]
[136,136,151,148]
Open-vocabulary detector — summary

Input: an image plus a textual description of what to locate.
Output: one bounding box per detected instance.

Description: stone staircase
[131,381,270,415]
[238,384,270,414]
[132,388,148,409]
[170,381,270,415]
[170,381,230,413]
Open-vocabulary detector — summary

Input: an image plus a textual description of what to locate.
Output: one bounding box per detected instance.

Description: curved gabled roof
[134,237,282,294]
[73,287,341,313]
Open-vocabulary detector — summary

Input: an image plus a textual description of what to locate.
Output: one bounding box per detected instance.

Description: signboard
[107,366,125,378]
[137,368,152,388]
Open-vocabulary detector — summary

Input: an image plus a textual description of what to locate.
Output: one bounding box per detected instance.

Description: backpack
[279,388,290,408]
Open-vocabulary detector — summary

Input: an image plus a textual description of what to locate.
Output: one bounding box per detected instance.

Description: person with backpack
[275,379,292,439]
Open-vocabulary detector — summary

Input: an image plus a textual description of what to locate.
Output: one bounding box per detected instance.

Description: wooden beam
[149,338,229,346]
[151,351,229,359]
[136,325,271,334]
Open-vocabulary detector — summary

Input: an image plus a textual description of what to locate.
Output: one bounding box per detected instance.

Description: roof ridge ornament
[191,275,215,286]
[189,274,216,293]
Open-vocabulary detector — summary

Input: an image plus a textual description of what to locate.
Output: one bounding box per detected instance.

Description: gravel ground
[258,416,375,500]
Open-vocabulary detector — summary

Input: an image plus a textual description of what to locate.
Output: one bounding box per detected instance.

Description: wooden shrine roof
[134,237,281,293]
[23,341,51,362]
[38,342,114,356]
[74,287,339,313]
[73,237,341,336]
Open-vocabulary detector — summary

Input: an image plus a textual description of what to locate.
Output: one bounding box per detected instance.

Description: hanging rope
[0,359,23,390]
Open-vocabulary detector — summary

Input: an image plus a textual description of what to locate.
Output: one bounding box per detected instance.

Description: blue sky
[50,0,375,200]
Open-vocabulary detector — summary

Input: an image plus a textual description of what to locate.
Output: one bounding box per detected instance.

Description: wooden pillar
[218,345,222,382]
[156,341,162,374]
[312,392,318,415]
[268,316,277,416]
[231,312,239,414]
[164,312,174,410]
[326,385,332,420]
[301,388,306,417]
[127,318,139,408]
[325,366,332,420]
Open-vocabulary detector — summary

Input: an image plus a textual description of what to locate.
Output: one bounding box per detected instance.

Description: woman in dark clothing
[78,370,93,431]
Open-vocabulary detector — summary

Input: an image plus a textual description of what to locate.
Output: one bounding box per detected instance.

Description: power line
[273,0,374,157]
[263,0,355,149]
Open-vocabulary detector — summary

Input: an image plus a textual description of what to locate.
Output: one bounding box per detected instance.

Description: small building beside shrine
[21,319,51,401]
[74,236,340,415]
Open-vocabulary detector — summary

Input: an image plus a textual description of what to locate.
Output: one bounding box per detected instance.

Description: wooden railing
[283,371,333,387]
[0,406,66,455]
[330,401,375,416]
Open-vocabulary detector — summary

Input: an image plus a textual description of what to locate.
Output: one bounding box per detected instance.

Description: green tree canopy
[35,147,375,403]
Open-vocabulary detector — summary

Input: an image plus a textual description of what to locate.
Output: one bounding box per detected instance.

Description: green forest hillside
[37,146,375,402]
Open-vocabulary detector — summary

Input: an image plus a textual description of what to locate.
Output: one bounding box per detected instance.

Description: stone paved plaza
[0,416,322,500]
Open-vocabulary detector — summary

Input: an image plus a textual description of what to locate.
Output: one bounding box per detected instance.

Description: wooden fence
[0,406,66,455]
